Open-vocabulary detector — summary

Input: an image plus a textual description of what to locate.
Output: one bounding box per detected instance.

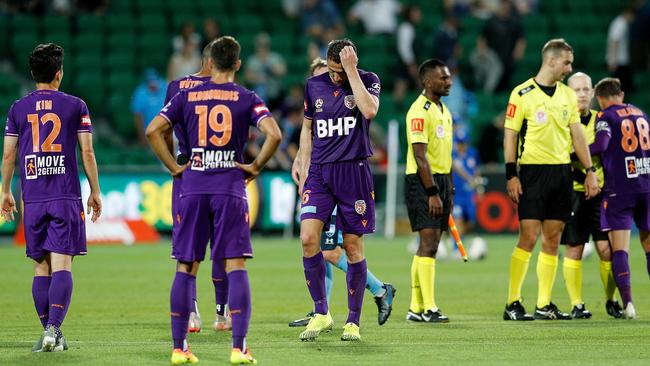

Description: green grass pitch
[1,234,650,365]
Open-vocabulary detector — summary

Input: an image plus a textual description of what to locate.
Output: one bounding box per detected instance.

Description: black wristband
[585,166,596,173]
[505,162,518,180]
[425,185,439,196]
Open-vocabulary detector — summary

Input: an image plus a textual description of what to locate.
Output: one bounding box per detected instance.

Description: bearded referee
[502,39,600,321]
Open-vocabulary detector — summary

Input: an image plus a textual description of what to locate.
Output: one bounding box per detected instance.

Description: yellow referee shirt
[573,109,605,191]
[405,94,453,175]
[505,78,580,165]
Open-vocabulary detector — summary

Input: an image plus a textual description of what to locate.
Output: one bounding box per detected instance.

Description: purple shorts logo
[354,199,366,215]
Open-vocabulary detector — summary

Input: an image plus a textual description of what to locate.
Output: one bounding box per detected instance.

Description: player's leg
[562,244,591,318]
[504,219,539,320]
[225,258,256,364]
[187,262,202,333]
[170,195,209,364]
[533,219,571,319]
[31,256,51,352]
[595,239,621,317]
[341,233,366,341]
[322,248,340,302]
[42,253,73,352]
[212,259,231,331]
[415,227,449,323]
[609,229,634,318]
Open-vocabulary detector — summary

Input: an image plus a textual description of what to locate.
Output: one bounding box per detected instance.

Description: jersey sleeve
[250,92,272,128]
[303,81,314,120]
[4,103,18,137]
[595,112,612,137]
[362,72,381,99]
[504,89,524,132]
[567,89,580,125]
[159,92,183,126]
[163,80,177,105]
[77,99,93,134]
[405,103,429,145]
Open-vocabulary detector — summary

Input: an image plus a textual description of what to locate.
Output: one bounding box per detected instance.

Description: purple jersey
[596,103,650,195]
[304,69,380,164]
[159,81,272,198]
[4,90,92,203]
[165,75,211,155]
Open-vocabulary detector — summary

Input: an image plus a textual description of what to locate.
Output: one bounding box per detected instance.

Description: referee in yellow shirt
[503,39,600,320]
[404,59,453,323]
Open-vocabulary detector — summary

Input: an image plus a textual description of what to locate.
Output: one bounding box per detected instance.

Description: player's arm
[146,116,186,176]
[1,135,18,221]
[340,46,379,119]
[297,118,313,195]
[569,122,599,198]
[412,143,443,218]
[238,116,282,181]
[291,148,302,185]
[503,127,523,204]
[163,129,174,156]
[78,132,102,222]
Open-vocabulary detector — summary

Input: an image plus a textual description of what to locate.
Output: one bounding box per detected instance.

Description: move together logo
[25,154,66,179]
[190,148,237,171]
[625,156,650,178]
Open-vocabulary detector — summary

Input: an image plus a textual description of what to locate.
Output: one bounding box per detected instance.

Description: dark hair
[309,57,327,75]
[210,36,240,71]
[542,38,573,56]
[418,58,446,83]
[29,43,64,83]
[202,40,215,61]
[594,77,623,98]
[326,39,357,64]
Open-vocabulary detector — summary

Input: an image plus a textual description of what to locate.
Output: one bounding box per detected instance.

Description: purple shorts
[173,194,252,262]
[300,159,375,235]
[171,176,181,245]
[601,192,650,231]
[24,199,87,260]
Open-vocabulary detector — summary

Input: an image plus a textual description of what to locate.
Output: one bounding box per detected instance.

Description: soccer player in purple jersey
[297,39,380,342]
[289,58,395,328]
[1,43,102,352]
[590,77,650,319]
[164,40,232,334]
[146,36,281,365]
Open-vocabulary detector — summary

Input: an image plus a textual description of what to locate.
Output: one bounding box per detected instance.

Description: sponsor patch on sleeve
[81,115,92,126]
[411,118,424,132]
[595,120,611,134]
[254,104,269,115]
[506,103,517,118]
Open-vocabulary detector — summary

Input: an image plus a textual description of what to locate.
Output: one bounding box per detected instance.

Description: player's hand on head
[428,195,443,218]
[1,193,17,222]
[339,46,358,73]
[506,177,523,204]
[87,192,102,222]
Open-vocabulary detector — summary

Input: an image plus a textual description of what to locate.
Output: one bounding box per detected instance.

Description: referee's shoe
[503,301,534,321]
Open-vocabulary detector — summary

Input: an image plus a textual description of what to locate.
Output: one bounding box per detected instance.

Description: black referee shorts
[518,164,572,222]
[404,173,453,232]
[560,191,608,245]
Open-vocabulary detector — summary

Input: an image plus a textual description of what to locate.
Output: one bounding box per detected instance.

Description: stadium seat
[137,14,168,33]
[196,0,226,15]
[231,14,265,34]
[109,0,132,13]
[42,16,71,34]
[43,32,72,50]
[11,33,40,76]
[106,14,136,34]
[11,14,40,33]
[107,71,137,93]
[106,53,136,73]
[74,72,106,115]
[73,33,104,54]
[134,0,161,14]
[108,33,137,51]
[76,15,104,34]
[229,0,260,13]
[108,93,136,138]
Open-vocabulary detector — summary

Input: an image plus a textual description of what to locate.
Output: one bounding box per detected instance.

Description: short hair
[29,43,64,83]
[542,38,573,57]
[202,40,215,61]
[594,77,623,98]
[210,36,240,71]
[567,72,592,86]
[418,58,446,83]
[326,39,357,64]
[309,57,327,75]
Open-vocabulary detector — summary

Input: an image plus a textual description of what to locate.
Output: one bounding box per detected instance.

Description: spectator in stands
[478,111,505,166]
[470,36,503,92]
[396,4,422,88]
[200,18,220,51]
[301,0,344,41]
[131,69,166,146]
[432,14,460,64]
[479,0,525,91]
[245,32,287,107]
[607,6,636,92]
[630,0,650,73]
[442,62,475,123]
[172,21,201,54]
[444,0,496,19]
[278,83,304,116]
[282,106,304,161]
[348,0,402,36]
[75,0,108,14]
[167,39,202,81]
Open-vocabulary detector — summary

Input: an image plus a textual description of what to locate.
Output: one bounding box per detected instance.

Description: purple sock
[646,252,650,279]
[188,276,197,313]
[612,250,632,306]
[346,260,367,326]
[170,272,193,349]
[47,271,72,328]
[212,260,229,316]
[32,276,51,328]
[303,252,328,315]
[228,270,251,350]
